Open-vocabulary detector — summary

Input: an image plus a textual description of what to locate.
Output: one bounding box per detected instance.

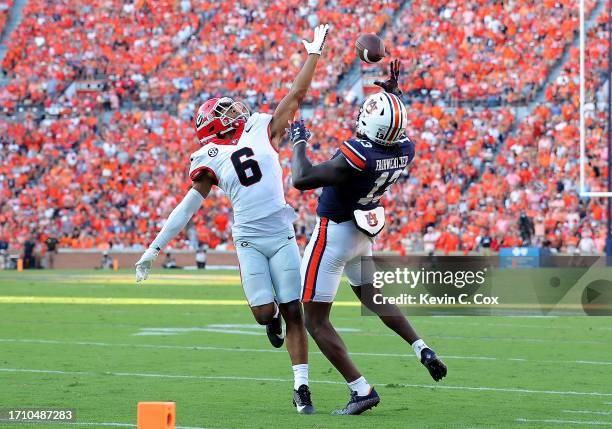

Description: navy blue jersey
[317,136,416,222]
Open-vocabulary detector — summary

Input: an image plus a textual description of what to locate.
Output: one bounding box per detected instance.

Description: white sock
[292,364,309,390]
[347,376,371,396]
[412,339,428,360]
[273,303,280,319]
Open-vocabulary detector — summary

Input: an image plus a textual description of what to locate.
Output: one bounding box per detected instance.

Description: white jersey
[189,112,291,230]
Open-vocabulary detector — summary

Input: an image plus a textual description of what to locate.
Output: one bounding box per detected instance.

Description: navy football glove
[374,59,403,96]
[288,120,311,146]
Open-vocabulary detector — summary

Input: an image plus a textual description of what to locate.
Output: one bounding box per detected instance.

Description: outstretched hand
[135,247,159,283]
[374,59,402,96]
[302,24,330,56]
[287,120,311,147]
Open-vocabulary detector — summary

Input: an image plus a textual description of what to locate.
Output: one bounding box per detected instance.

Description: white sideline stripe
[134,328,262,336]
[517,418,612,426]
[2,338,612,366]
[209,324,362,332]
[563,410,612,416]
[5,317,611,345]
[133,325,361,336]
[575,360,612,365]
[2,368,612,397]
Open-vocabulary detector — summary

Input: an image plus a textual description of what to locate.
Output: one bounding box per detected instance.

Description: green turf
[1,270,611,429]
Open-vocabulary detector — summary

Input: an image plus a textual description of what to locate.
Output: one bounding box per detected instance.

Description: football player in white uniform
[134,24,330,414]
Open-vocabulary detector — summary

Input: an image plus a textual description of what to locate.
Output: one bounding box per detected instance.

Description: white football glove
[302,23,330,55]
[135,247,159,283]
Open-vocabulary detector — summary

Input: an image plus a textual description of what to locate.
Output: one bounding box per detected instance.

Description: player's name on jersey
[375,156,411,171]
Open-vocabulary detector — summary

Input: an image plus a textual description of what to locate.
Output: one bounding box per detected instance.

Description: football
[356,33,386,63]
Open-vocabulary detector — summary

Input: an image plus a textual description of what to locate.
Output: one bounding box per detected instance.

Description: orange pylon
[137,402,175,429]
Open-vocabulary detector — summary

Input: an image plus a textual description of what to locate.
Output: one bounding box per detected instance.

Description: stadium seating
[139,0,400,113]
[0,0,399,116]
[385,0,597,104]
[1,0,202,111]
[0,1,12,36]
[0,0,609,255]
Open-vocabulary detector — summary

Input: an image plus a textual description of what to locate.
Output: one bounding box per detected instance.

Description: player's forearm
[288,54,320,102]
[291,142,316,190]
[269,55,320,140]
[149,188,204,250]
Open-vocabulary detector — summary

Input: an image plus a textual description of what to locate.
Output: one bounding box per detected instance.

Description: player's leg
[234,238,281,346]
[268,235,314,413]
[279,299,313,414]
[301,220,361,381]
[302,301,360,381]
[301,218,380,415]
[344,251,447,382]
[250,301,279,326]
[278,300,307,363]
[303,300,380,415]
[346,258,420,344]
[269,237,308,363]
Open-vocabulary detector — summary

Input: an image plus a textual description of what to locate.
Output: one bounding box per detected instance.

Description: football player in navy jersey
[290,60,447,415]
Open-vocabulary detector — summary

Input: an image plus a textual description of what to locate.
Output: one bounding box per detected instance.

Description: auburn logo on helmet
[365,99,378,114]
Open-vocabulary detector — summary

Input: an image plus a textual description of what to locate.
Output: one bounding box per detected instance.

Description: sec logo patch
[208,147,219,157]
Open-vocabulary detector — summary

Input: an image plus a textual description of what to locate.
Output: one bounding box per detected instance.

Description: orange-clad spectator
[0,0,609,256]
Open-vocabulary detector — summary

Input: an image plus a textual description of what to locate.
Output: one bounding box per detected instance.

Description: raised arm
[374,59,403,96]
[134,175,214,282]
[289,120,353,190]
[269,24,329,145]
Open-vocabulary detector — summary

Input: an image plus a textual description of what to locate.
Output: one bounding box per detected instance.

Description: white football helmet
[356,92,407,146]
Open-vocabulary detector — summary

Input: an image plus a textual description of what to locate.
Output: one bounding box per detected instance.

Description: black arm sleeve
[291,143,354,190]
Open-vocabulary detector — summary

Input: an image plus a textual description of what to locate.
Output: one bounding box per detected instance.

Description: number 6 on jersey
[231,147,262,187]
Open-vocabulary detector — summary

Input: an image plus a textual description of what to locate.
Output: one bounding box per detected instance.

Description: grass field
[1,269,611,429]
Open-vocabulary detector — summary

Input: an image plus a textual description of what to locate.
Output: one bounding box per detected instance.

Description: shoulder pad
[340,139,368,171]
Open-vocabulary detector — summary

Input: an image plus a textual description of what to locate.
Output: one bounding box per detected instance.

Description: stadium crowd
[0,0,609,257]
[0,0,399,116]
[0,1,12,36]
[386,0,597,105]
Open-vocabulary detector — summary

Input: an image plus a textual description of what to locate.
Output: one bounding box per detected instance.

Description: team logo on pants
[366,212,378,227]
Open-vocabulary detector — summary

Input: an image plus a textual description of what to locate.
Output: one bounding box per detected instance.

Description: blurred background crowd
[0,0,610,261]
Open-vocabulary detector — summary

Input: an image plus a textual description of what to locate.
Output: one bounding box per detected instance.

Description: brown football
[356,33,386,64]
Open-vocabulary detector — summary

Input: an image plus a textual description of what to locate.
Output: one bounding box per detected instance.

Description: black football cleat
[421,348,447,382]
[293,384,315,414]
[331,388,380,415]
[266,314,284,348]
